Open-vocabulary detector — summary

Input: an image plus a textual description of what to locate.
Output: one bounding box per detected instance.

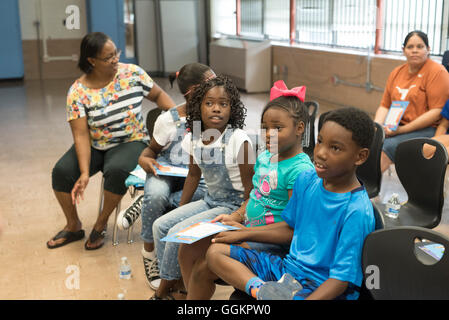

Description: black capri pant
[52,141,147,195]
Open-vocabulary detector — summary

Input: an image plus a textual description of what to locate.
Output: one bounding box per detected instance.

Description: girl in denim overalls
[151,75,255,299]
[116,63,215,289]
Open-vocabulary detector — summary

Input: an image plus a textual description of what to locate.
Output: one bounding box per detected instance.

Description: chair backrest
[317,110,330,133]
[303,101,319,160]
[442,50,449,73]
[145,108,163,139]
[395,138,448,228]
[356,122,385,198]
[362,226,449,299]
[372,200,385,231]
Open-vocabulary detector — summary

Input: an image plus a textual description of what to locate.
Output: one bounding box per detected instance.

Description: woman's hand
[140,157,161,176]
[71,173,89,205]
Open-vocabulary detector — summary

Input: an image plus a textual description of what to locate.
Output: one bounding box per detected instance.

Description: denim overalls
[140,107,205,243]
[193,127,245,210]
[153,127,247,280]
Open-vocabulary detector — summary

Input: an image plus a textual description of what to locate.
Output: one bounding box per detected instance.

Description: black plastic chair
[362,226,449,299]
[303,101,319,160]
[358,201,384,300]
[356,122,385,198]
[442,50,449,73]
[317,110,330,133]
[374,138,448,229]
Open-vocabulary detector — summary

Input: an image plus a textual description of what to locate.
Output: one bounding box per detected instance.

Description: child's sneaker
[117,194,144,230]
[257,273,303,300]
[144,257,161,290]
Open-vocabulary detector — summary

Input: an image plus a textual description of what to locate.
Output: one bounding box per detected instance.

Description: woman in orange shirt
[374,30,449,172]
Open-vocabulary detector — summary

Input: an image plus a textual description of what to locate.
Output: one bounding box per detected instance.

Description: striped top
[66,63,152,150]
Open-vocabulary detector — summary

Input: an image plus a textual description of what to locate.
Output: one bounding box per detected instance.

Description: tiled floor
[0,76,448,300]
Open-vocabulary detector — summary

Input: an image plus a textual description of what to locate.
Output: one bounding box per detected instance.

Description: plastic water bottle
[385,193,401,219]
[119,257,132,280]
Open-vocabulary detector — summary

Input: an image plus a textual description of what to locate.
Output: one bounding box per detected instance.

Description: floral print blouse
[66,63,152,150]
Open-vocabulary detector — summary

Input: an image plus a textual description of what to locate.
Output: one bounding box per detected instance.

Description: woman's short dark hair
[403,30,429,48]
[78,32,111,74]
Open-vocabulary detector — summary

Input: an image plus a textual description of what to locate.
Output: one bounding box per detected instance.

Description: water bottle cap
[121,257,127,262]
[117,293,125,300]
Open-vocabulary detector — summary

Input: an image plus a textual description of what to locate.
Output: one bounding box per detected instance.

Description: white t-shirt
[152,106,186,152]
[181,128,254,192]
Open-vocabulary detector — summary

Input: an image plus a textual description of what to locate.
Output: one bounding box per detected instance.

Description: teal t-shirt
[245,150,314,227]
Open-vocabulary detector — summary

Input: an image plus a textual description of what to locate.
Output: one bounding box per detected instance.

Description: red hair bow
[270,80,306,102]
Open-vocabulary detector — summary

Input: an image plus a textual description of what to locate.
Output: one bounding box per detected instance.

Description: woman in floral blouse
[47,32,175,250]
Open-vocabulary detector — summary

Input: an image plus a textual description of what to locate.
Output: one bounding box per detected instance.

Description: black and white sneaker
[117,194,144,230]
[144,257,161,290]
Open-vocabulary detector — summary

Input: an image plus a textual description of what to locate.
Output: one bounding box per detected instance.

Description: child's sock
[141,247,156,260]
[245,277,265,299]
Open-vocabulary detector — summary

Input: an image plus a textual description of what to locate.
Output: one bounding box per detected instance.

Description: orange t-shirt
[380,58,449,126]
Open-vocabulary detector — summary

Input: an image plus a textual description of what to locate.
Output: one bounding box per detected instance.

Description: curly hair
[186,75,247,134]
[322,107,374,149]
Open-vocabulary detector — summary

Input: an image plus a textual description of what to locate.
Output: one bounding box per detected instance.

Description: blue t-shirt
[245,150,314,227]
[281,170,375,299]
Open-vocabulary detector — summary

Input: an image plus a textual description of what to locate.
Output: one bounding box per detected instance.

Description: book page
[177,222,228,238]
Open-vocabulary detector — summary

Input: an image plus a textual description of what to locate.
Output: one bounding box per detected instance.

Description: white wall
[135,0,159,71]
[160,0,198,72]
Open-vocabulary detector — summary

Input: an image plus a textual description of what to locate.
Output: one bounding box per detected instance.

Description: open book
[130,164,189,180]
[161,220,240,244]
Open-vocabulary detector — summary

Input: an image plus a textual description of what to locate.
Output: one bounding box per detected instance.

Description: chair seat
[377,203,440,229]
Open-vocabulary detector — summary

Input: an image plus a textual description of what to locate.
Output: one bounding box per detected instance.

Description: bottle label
[120,269,131,279]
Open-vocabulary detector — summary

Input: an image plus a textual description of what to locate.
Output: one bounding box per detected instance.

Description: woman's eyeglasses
[97,50,121,63]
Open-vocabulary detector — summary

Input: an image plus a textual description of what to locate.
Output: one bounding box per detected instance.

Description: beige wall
[271,44,408,116]
[22,39,82,80]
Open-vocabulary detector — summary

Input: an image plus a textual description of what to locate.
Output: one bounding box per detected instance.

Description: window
[296,0,377,50]
[210,0,236,36]
[382,0,445,55]
[210,0,449,55]
[240,0,290,40]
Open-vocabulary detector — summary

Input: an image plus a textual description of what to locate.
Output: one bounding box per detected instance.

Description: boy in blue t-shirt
[207,107,376,300]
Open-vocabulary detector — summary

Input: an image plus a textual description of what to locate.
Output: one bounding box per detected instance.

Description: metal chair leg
[127,186,137,244]
[112,200,121,246]
[98,177,105,217]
